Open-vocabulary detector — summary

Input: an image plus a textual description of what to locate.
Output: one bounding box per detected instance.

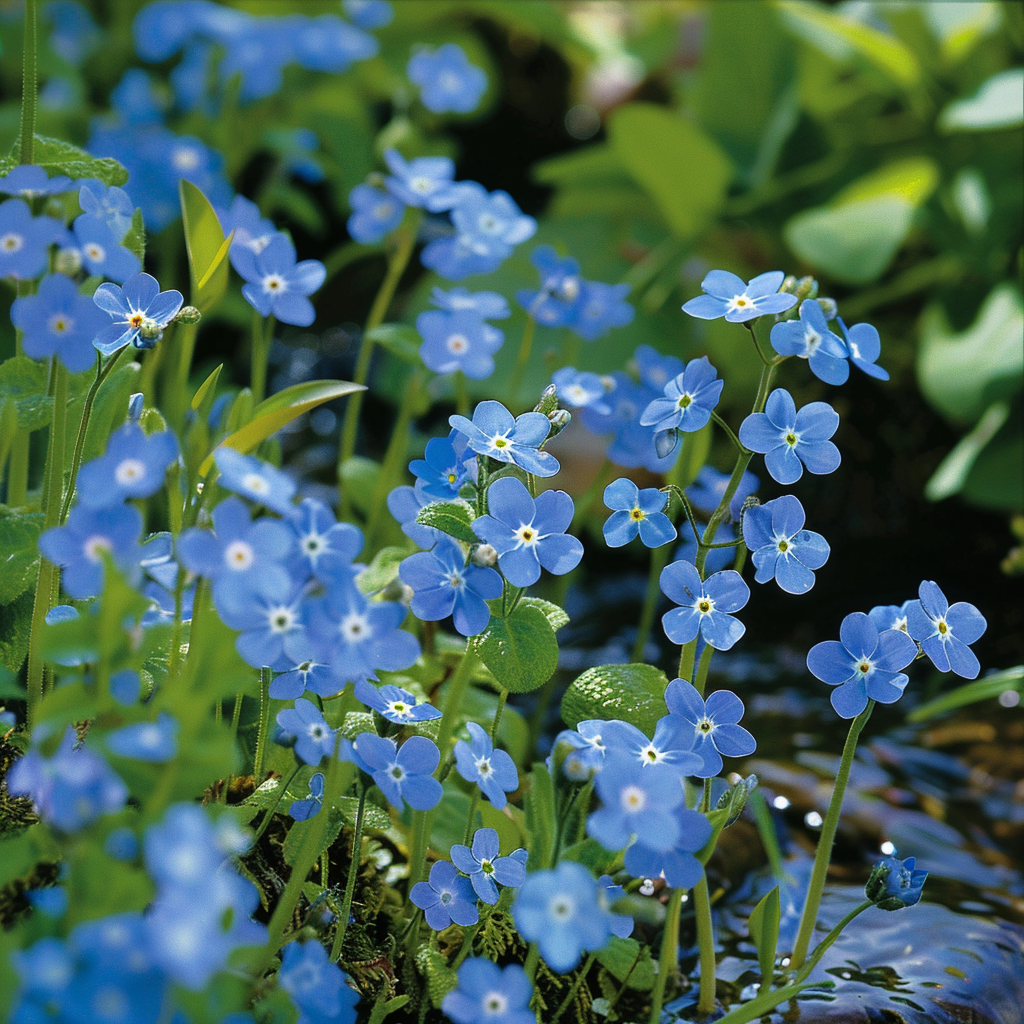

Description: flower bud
[817,297,838,320]
[140,407,168,436]
[654,427,678,460]
[547,409,571,438]
[865,854,927,910]
[173,305,202,325]
[534,384,559,416]
[54,246,82,276]
[471,543,498,568]
[135,318,163,348]
[780,275,798,294]
[795,276,818,301]
[127,393,144,422]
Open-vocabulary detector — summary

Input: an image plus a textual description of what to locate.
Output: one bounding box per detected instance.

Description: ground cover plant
[0,2,1021,1023]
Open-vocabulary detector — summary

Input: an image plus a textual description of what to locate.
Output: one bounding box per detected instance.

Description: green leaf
[917,285,1024,424]
[2,135,128,185]
[201,380,364,475]
[939,69,1024,132]
[832,157,939,207]
[339,457,380,516]
[180,180,232,313]
[957,401,1023,511]
[596,936,657,991]
[0,506,44,604]
[121,208,146,263]
[518,596,569,633]
[924,401,1011,502]
[748,886,781,985]
[0,665,25,700]
[561,663,669,735]
[473,602,558,694]
[523,762,556,870]
[608,103,732,238]
[76,360,141,466]
[366,323,422,365]
[0,593,32,672]
[356,545,409,594]
[415,501,478,545]
[907,665,1024,722]
[191,364,223,418]
[0,356,53,431]
[559,838,614,874]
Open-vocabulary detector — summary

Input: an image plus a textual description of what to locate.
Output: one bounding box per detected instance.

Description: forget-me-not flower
[353,733,442,811]
[837,316,889,381]
[0,165,73,197]
[216,579,307,670]
[574,280,635,341]
[0,200,66,279]
[286,498,363,582]
[92,272,184,354]
[430,286,510,319]
[72,215,140,284]
[79,182,134,240]
[661,560,749,651]
[623,804,713,890]
[742,494,830,594]
[77,423,179,508]
[552,367,611,414]
[905,580,986,679]
[278,941,360,1022]
[442,958,534,1024]
[516,246,584,327]
[106,712,179,763]
[866,853,928,910]
[408,435,471,501]
[347,182,405,244]
[682,269,797,323]
[770,300,850,386]
[552,720,608,781]
[664,679,756,778]
[472,477,582,587]
[271,661,336,701]
[807,612,918,719]
[233,233,326,326]
[354,680,441,723]
[602,477,676,548]
[408,43,487,114]
[868,601,913,635]
[739,388,841,485]
[450,827,527,905]
[449,400,559,476]
[640,356,724,445]
[344,0,393,30]
[454,722,518,809]
[214,447,297,515]
[383,149,458,212]
[292,14,378,75]
[417,307,505,379]
[289,772,325,821]
[686,466,759,521]
[600,717,703,777]
[276,698,337,765]
[410,860,479,931]
[218,194,277,269]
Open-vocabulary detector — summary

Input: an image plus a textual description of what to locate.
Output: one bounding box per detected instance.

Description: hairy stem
[332,783,367,960]
[648,886,684,1024]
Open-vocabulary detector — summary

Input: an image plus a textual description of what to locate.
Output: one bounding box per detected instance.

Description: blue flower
[289,772,325,821]
[622,805,713,890]
[660,560,749,651]
[216,20,292,101]
[635,345,685,393]
[214,447,297,515]
[599,717,702,776]
[271,661,335,700]
[450,828,527,905]
[233,233,326,326]
[738,388,841,485]
[287,498,363,583]
[430,286,510,319]
[587,752,685,854]
[292,14,378,75]
[278,941,360,1023]
[682,269,797,323]
[837,316,889,380]
[866,854,928,910]
[449,400,559,477]
[741,494,830,595]
[516,246,583,327]
[347,182,405,244]
[512,862,614,973]
[597,875,634,939]
[216,579,307,671]
[10,273,109,373]
[277,698,337,765]
[354,680,441,723]
[343,0,393,30]
[0,199,65,279]
[400,537,503,637]
[551,721,608,781]
[111,66,166,124]
[45,1,101,64]
[574,280,635,341]
[664,679,756,778]
[0,165,73,197]
[408,435,472,501]
[868,601,913,635]
[769,300,849,386]
[686,466,758,521]
[640,356,724,438]
[72,215,141,284]
[552,367,612,414]
[79,182,134,241]
[807,612,918,719]
[106,712,179,762]
[443,958,534,1024]
[416,308,504,379]
[354,733,442,811]
[905,580,987,679]
[410,860,479,931]
[454,722,518,809]
[602,477,676,548]
[39,503,143,599]
[92,272,184,354]
[472,477,583,587]
[218,194,278,271]
[387,482,440,549]
[7,726,127,832]
[408,43,487,114]
[76,423,179,508]
[383,149,458,212]
[449,182,536,251]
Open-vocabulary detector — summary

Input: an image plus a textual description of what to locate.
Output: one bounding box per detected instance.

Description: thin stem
[710,410,746,452]
[490,688,508,743]
[462,790,480,847]
[332,784,367,960]
[694,875,717,1015]
[508,315,536,401]
[249,765,301,846]
[789,702,874,969]
[406,806,430,896]
[551,952,597,1024]
[19,0,37,165]
[632,543,671,663]
[745,322,773,366]
[455,370,469,416]
[524,942,540,983]
[749,791,785,880]
[693,644,714,698]
[250,313,274,405]
[648,887,684,1024]
[793,899,872,983]
[678,638,698,685]
[253,666,272,782]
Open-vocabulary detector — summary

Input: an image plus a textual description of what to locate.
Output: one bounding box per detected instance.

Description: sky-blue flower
[664,678,756,778]
[408,435,472,501]
[417,307,504,379]
[383,149,458,212]
[276,698,337,765]
[622,804,713,890]
[442,958,534,1024]
[472,476,583,587]
[686,466,759,521]
[640,356,724,441]
[410,860,479,931]
[0,165,73,197]
[286,497,363,582]
[454,722,518,809]
[837,316,889,381]
[449,400,559,477]
[770,300,850,386]
[602,477,676,548]
[79,181,134,241]
[92,272,184,354]
[516,246,583,327]
[278,941,360,1023]
[233,233,326,326]
[741,494,830,594]
[0,199,66,280]
[400,536,503,637]
[344,0,393,30]
[573,280,635,342]
[867,854,928,910]
[214,447,297,515]
[271,661,335,701]
[347,182,405,244]
[682,269,797,323]
[552,367,612,414]
[807,612,918,719]
[408,43,487,114]
[429,286,510,319]
[76,423,178,508]
[599,717,702,777]
[106,712,179,762]
[353,733,442,811]
[72,214,141,284]
[905,579,987,679]
[660,559,749,651]
[739,388,841,485]
[216,578,307,671]
[289,772,325,822]
[354,680,441,723]
[450,827,527,905]
[219,194,277,271]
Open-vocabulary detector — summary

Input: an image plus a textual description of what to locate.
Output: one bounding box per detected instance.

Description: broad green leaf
[939,69,1024,132]
[523,762,556,871]
[76,361,141,466]
[908,665,1024,722]
[0,356,52,431]
[0,401,18,474]
[0,506,44,604]
[956,402,1023,511]
[415,501,478,545]
[366,323,422,365]
[122,208,146,263]
[559,838,614,874]
[191,364,223,417]
[0,665,25,700]
[925,402,1010,502]
[356,545,409,594]
[833,157,938,207]
[596,936,657,992]
[0,593,33,672]
[2,135,128,185]
[180,180,232,312]
[917,285,1024,424]
[518,597,569,633]
[784,195,914,285]
[561,663,669,735]
[608,103,732,238]
[200,380,364,475]
[748,886,781,985]
[473,602,558,694]
[533,143,625,187]
[924,2,1001,64]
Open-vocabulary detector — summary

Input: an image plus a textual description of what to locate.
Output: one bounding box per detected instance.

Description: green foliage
[0,356,53,432]
[414,501,478,545]
[596,936,657,991]
[523,762,557,870]
[748,886,781,985]
[1,135,128,185]
[561,663,670,736]
[472,601,559,694]
[0,506,43,604]
[180,180,233,313]
[366,324,422,365]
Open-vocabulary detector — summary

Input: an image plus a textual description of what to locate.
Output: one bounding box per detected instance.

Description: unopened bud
[817,297,838,320]
[381,579,414,605]
[654,428,678,460]
[174,305,202,325]
[795,276,818,301]
[135,318,163,347]
[140,407,167,435]
[55,246,82,276]
[472,543,498,568]
[534,384,558,416]
[547,409,571,437]
[741,495,760,514]
[780,275,798,294]
[127,393,144,422]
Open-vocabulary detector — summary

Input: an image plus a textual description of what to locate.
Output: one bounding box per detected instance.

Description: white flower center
[224,540,255,571]
[488,432,512,454]
[1,232,23,252]
[242,472,269,495]
[695,596,715,616]
[268,606,296,633]
[85,243,105,262]
[83,535,112,562]
[547,894,574,921]
[475,756,492,777]
[483,991,508,1015]
[804,327,821,354]
[373,201,395,220]
[446,570,465,590]
[387,700,411,719]
[262,273,287,295]
[727,293,753,312]
[446,333,469,354]
[855,657,875,677]
[565,384,588,404]
[115,458,146,485]
[440,71,461,93]
[172,147,201,172]
[48,313,73,334]
[621,784,646,812]
[514,522,539,548]
[341,612,371,642]
[410,175,432,194]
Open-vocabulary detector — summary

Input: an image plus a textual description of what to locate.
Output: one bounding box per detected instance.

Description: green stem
[694,875,717,1015]
[749,791,785,880]
[253,666,272,782]
[462,790,480,847]
[455,370,469,416]
[648,887,684,1024]
[6,432,29,507]
[710,410,746,452]
[524,942,540,983]
[249,765,301,846]
[509,315,536,402]
[551,952,597,1024]
[332,784,367,960]
[60,348,130,523]
[744,322,772,366]
[250,313,274,405]
[794,899,872,983]
[406,806,430,896]
[338,209,421,515]
[789,702,874,969]
[490,688,508,743]
[632,543,671,662]
[19,0,37,165]
[435,648,477,759]
[693,644,714,697]
[167,321,199,431]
